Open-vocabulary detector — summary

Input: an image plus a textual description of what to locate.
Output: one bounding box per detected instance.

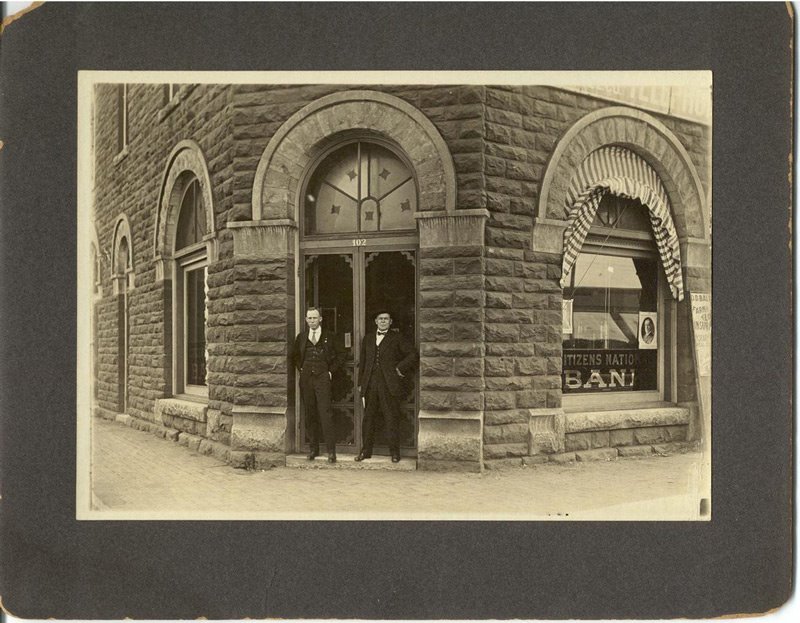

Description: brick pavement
[88,417,708,520]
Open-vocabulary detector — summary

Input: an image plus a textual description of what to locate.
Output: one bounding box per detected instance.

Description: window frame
[300,136,419,241]
[117,83,129,153]
[172,241,208,400]
[562,229,675,412]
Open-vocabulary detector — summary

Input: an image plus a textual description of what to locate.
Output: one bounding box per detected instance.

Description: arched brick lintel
[251,90,457,221]
[154,139,216,259]
[538,107,708,241]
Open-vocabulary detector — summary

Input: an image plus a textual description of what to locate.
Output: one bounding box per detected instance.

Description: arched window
[116,236,130,412]
[174,175,208,395]
[303,140,417,236]
[561,148,677,406]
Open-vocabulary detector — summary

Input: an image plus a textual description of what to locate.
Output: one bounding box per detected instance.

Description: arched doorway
[299,138,419,457]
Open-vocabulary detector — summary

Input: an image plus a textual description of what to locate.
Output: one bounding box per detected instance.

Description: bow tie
[377,330,388,335]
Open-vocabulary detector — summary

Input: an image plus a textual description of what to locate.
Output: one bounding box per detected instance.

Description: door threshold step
[286,454,416,471]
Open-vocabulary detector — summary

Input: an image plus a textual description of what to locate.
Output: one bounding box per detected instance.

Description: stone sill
[112,146,129,166]
[156,397,208,423]
[565,405,690,434]
[418,410,483,421]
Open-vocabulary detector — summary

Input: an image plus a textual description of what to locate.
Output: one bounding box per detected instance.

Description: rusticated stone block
[421,377,483,392]
[420,308,481,323]
[453,290,483,307]
[485,391,515,410]
[633,425,688,445]
[419,323,452,342]
[420,358,454,377]
[575,448,618,462]
[483,443,528,459]
[565,431,611,452]
[453,358,482,377]
[485,323,519,343]
[419,391,452,410]
[422,342,483,358]
[485,357,515,377]
[484,409,528,426]
[609,429,636,447]
[452,322,483,341]
[516,357,547,376]
[453,257,483,274]
[484,422,528,445]
[485,376,530,391]
[617,445,654,457]
[486,292,513,309]
[417,411,482,470]
[452,392,483,411]
[484,458,524,470]
[230,406,287,453]
[420,291,454,307]
[419,258,454,276]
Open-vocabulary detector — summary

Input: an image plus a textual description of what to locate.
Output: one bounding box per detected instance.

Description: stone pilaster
[216,219,297,467]
[415,209,488,472]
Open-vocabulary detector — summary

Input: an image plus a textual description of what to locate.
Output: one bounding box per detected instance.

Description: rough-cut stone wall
[94,82,710,465]
[479,86,711,461]
[94,83,235,427]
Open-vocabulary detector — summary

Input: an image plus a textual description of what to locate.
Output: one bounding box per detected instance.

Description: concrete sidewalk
[87,417,708,521]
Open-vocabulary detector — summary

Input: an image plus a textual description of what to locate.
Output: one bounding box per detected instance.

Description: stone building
[90,81,711,472]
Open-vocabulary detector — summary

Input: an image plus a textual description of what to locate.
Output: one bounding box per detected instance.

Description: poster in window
[638,311,657,349]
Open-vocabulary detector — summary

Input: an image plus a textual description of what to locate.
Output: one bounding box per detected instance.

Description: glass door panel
[364,250,417,451]
[303,253,357,449]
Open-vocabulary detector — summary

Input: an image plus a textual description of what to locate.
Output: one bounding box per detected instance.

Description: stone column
[223,219,296,468]
[415,209,488,473]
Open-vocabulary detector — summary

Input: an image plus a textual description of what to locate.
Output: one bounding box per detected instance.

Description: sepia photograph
[76,71,712,521]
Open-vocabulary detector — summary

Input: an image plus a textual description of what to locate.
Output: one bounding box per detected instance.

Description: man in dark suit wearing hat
[356,310,418,463]
[292,307,344,463]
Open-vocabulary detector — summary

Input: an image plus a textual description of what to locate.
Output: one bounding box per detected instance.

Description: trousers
[300,370,336,454]
[362,370,402,454]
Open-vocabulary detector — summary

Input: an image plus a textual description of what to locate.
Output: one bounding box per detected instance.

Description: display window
[562,194,671,405]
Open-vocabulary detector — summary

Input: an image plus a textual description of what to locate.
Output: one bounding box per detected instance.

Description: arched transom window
[176,178,207,250]
[304,141,417,235]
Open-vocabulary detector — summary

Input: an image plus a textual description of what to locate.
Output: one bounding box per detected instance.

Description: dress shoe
[327,454,337,463]
[307,449,319,460]
[391,453,401,463]
[354,451,372,462]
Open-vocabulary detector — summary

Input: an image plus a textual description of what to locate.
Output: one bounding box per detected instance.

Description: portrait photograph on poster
[76,70,713,521]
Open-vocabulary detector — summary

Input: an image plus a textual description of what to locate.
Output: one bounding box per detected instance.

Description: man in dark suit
[292,307,344,463]
[356,310,418,463]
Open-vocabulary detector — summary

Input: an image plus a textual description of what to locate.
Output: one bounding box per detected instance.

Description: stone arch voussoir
[539,107,707,241]
[252,90,457,221]
[154,140,216,260]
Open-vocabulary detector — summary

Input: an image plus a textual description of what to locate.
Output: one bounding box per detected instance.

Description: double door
[300,244,417,456]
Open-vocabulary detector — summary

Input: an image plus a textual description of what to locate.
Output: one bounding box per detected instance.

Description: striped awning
[560,146,685,301]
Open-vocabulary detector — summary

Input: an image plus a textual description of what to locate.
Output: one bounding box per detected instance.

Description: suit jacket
[358,329,418,398]
[292,328,344,375]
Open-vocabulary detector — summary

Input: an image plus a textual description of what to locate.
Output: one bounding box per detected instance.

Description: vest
[303,336,329,376]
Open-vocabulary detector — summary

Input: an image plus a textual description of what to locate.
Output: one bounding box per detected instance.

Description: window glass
[185,266,207,387]
[305,142,416,235]
[176,179,206,250]
[562,253,658,393]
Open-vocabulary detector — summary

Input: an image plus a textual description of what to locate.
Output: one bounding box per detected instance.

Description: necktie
[311,330,318,345]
